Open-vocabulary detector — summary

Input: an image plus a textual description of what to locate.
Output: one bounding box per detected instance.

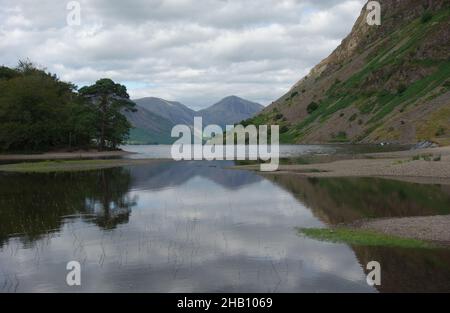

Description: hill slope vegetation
[247,0,450,145]
[126,96,263,144]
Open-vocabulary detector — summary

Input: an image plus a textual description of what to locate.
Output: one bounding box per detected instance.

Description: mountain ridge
[198,95,264,127]
[133,97,196,126]
[126,95,264,144]
[247,0,450,145]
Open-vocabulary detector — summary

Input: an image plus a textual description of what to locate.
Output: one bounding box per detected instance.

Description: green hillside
[127,127,175,145]
[247,0,450,145]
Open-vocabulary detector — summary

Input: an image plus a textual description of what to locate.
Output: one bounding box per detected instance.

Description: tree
[79,79,136,150]
[0,61,137,152]
[0,66,19,80]
[0,61,94,152]
[307,101,319,114]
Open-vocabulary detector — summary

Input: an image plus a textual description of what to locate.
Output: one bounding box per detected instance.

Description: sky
[0,0,366,110]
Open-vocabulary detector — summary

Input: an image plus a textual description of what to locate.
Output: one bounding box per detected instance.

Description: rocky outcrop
[251,0,450,144]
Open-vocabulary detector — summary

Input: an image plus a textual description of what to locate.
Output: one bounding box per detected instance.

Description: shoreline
[0,150,135,161]
[0,158,170,173]
[349,215,450,246]
[234,146,450,185]
[2,145,450,243]
[240,145,450,244]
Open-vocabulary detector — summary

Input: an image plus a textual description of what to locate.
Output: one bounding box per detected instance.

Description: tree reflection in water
[264,175,450,224]
[0,167,136,247]
[1,163,450,292]
[264,174,450,292]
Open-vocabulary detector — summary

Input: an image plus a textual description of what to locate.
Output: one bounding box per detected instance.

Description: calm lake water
[1,145,450,292]
[121,144,409,159]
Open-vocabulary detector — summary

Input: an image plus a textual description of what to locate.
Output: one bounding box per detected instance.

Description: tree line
[0,61,136,152]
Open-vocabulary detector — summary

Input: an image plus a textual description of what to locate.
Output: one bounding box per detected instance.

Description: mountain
[247,0,450,145]
[133,97,195,125]
[126,96,263,144]
[122,106,175,144]
[199,96,264,127]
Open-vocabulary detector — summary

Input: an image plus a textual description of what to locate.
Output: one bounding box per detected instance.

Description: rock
[411,141,438,150]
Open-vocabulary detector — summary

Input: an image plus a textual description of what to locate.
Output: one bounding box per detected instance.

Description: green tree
[0,61,94,152]
[0,66,19,80]
[307,101,319,114]
[79,79,136,150]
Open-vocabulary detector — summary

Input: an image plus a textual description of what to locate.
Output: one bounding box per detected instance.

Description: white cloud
[0,0,366,108]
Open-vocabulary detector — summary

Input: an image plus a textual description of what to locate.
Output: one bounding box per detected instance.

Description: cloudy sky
[0,0,366,109]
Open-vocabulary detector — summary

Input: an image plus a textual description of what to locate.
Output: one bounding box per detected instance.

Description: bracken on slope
[247,0,450,145]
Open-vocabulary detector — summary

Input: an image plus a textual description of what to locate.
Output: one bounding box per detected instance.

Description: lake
[1,145,449,292]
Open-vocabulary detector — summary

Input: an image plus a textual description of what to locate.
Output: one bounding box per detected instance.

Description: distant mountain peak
[199,96,264,126]
[126,95,264,143]
[222,95,240,100]
[133,97,195,126]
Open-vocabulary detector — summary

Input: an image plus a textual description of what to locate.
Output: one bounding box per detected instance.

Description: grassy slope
[246,5,450,144]
[298,227,436,249]
[127,127,175,145]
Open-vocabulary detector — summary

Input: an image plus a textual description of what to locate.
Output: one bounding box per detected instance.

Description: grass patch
[329,131,349,143]
[279,157,311,165]
[421,11,433,24]
[293,169,328,173]
[411,153,441,161]
[416,106,450,141]
[0,159,136,173]
[297,227,436,249]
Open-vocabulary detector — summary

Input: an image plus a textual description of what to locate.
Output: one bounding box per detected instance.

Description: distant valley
[124,96,264,144]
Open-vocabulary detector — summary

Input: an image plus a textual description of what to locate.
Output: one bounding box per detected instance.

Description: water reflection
[129,160,262,191]
[265,175,450,224]
[356,246,450,292]
[265,174,450,292]
[0,168,135,247]
[0,161,449,292]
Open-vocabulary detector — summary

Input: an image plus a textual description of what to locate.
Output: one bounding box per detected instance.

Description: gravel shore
[236,146,450,185]
[236,146,450,243]
[354,215,450,244]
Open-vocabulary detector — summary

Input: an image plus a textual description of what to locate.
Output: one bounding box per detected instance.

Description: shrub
[421,11,433,23]
[280,125,289,133]
[412,154,433,161]
[307,101,319,114]
[435,127,445,136]
[332,131,348,142]
[275,113,284,120]
[397,84,407,94]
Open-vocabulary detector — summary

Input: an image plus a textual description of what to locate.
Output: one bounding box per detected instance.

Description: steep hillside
[248,0,450,145]
[199,96,264,127]
[127,96,263,144]
[133,97,196,125]
[122,105,175,144]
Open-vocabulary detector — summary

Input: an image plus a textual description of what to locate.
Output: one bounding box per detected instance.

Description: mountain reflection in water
[0,160,449,292]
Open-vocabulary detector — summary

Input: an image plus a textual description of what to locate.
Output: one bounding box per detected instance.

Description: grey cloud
[0,0,366,108]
